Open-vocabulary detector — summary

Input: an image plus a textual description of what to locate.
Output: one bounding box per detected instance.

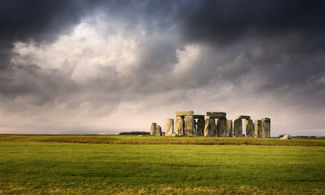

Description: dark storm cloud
[0,0,324,134]
[0,0,91,69]
[182,0,325,46]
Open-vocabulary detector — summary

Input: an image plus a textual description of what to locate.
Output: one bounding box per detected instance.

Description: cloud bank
[0,0,324,136]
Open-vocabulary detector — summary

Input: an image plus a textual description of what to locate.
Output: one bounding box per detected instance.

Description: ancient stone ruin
[150,111,271,137]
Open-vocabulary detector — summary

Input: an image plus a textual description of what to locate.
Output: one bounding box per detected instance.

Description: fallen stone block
[280,134,290,140]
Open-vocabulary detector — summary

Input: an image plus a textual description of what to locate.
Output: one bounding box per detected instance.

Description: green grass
[1,134,325,146]
[0,136,324,194]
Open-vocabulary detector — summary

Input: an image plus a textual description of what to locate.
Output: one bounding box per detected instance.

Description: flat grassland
[0,135,324,194]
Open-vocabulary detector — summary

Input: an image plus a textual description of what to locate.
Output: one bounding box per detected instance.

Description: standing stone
[175,116,184,136]
[261,118,271,138]
[185,115,195,136]
[150,123,157,136]
[165,118,174,136]
[254,120,262,138]
[245,119,254,137]
[227,120,233,137]
[156,125,162,136]
[204,117,215,137]
[217,118,227,137]
[197,118,205,136]
[234,119,242,137]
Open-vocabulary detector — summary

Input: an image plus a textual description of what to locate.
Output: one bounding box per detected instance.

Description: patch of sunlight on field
[0,137,324,194]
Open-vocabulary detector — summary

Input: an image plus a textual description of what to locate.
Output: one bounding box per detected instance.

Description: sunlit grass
[0,138,324,194]
[0,134,324,146]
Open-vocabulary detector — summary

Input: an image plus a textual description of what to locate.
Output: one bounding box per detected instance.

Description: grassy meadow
[0,135,324,194]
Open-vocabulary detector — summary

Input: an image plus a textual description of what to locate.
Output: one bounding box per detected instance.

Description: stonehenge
[261,118,271,138]
[204,117,215,137]
[254,120,262,138]
[216,118,227,137]
[150,123,162,136]
[150,123,157,136]
[165,119,174,136]
[227,120,233,137]
[245,119,254,137]
[156,125,162,136]
[234,119,242,137]
[194,115,205,136]
[175,116,185,136]
[150,111,271,138]
[185,115,195,136]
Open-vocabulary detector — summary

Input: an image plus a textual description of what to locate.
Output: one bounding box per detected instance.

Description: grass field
[0,135,324,194]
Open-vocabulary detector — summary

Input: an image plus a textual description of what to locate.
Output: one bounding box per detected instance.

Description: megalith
[227,120,233,137]
[207,112,226,118]
[176,111,194,116]
[280,134,289,140]
[217,118,228,137]
[156,125,162,136]
[234,119,242,137]
[175,116,184,136]
[238,115,250,120]
[204,117,215,137]
[254,120,262,138]
[194,115,205,136]
[150,123,157,136]
[245,119,254,137]
[261,118,271,138]
[185,115,195,136]
[165,118,174,136]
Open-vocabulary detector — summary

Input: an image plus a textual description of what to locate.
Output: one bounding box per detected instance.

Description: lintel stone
[238,115,250,120]
[193,115,205,119]
[206,112,226,118]
[176,111,194,116]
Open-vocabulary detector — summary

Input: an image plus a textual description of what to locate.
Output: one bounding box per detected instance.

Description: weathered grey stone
[245,119,254,137]
[261,118,271,138]
[234,119,242,137]
[150,123,157,136]
[254,120,262,138]
[175,116,184,136]
[280,134,290,140]
[196,117,205,136]
[204,117,215,137]
[238,115,250,120]
[185,115,195,136]
[156,125,162,136]
[193,115,205,119]
[217,118,228,137]
[176,111,194,116]
[165,118,174,136]
[206,112,226,118]
[227,120,233,137]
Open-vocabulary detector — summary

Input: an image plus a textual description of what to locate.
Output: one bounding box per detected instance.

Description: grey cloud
[0,1,324,135]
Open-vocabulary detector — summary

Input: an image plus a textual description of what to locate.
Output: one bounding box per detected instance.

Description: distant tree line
[119,131,150,135]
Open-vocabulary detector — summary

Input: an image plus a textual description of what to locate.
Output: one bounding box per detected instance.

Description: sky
[0,0,324,136]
